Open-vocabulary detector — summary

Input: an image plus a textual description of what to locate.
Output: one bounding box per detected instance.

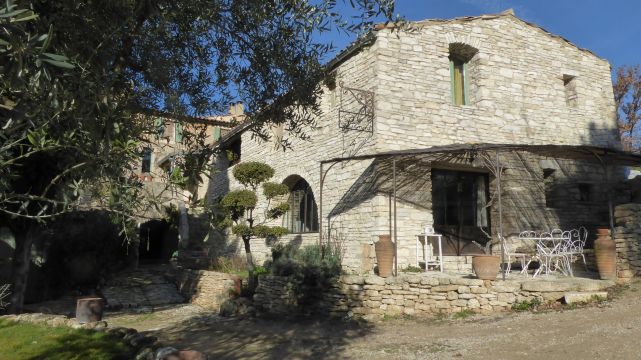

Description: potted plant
[471,239,501,280]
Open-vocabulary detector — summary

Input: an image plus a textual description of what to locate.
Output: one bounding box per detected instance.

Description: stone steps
[102,265,184,310]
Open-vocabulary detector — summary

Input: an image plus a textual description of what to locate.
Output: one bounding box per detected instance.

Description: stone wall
[613,204,641,282]
[254,274,613,320]
[173,269,241,311]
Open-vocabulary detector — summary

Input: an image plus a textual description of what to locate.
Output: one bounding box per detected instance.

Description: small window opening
[141,148,152,173]
[543,169,558,208]
[450,56,467,106]
[226,138,241,166]
[578,183,592,202]
[563,75,577,107]
[448,43,477,106]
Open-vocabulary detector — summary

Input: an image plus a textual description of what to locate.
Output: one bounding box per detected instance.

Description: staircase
[101,265,184,310]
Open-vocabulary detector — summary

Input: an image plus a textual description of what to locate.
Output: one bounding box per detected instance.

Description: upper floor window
[141,148,152,173]
[448,43,478,106]
[563,74,578,107]
[450,56,468,106]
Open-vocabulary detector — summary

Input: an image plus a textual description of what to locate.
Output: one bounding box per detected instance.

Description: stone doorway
[139,220,179,263]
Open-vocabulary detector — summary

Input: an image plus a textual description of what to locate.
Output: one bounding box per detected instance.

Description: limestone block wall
[205,43,387,271]
[613,204,641,282]
[374,14,618,151]
[174,269,241,311]
[254,274,614,320]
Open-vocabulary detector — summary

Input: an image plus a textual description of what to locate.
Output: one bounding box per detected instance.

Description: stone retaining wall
[614,204,641,282]
[173,269,241,311]
[254,274,613,320]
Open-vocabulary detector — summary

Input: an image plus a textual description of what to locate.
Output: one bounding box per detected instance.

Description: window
[155,118,165,140]
[563,74,577,107]
[543,169,558,208]
[578,183,592,202]
[450,56,468,106]
[448,43,477,106]
[283,178,319,233]
[226,138,241,166]
[141,148,152,173]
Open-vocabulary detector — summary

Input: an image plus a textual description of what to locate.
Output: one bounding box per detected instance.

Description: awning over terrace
[318,143,641,279]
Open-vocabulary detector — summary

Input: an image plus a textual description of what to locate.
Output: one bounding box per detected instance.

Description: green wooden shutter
[449,59,455,105]
[155,117,164,139]
[175,121,183,142]
[213,126,221,142]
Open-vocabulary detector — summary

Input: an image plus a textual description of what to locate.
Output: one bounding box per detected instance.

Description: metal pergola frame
[318,143,641,280]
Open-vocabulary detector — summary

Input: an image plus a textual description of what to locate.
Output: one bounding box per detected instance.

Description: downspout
[393,158,398,276]
[496,150,505,281]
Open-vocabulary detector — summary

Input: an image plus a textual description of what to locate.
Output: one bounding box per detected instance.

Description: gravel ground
[106,280,641,359]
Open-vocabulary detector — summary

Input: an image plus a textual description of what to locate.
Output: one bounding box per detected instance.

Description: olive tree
[1,0,396,313]
[220,162,289,292]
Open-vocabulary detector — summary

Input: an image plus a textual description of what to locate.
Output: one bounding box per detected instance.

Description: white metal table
[415,226,443,272]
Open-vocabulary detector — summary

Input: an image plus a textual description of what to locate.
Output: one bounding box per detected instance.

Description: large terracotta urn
[472,255,500,280]
[594,228,617,280]
[375,235,394,277]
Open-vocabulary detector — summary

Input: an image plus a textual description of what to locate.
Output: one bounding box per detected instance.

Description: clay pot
[76,297,104,324]
[472,255,500,280]
[594,228,616,280]
[375,235,394,277]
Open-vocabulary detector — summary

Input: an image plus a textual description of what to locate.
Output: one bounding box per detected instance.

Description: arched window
[283,178,319,233]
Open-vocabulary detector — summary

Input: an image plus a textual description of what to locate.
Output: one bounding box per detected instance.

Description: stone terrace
[254,273,614,321]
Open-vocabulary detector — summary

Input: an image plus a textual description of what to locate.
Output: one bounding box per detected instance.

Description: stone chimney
[229,102,244,116]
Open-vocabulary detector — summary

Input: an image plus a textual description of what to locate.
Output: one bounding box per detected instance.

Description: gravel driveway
[107,280,641,359]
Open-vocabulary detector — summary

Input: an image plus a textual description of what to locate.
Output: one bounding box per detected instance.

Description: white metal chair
[533,231,571,277]
[566,227,588,271]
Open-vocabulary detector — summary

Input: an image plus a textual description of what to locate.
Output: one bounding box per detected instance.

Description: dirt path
[107,281,641,359]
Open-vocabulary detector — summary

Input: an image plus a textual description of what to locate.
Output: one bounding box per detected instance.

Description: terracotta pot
[76,297,104,324]
[594,228,616,280]
[375,235,394,277]
[472,255,500,280]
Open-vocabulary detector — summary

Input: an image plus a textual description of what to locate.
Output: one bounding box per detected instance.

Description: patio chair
[565,227,588,271]
[501,235,534,276]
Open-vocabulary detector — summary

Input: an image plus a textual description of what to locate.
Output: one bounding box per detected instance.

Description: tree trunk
[9,225,35,314]
[243,237,256,294]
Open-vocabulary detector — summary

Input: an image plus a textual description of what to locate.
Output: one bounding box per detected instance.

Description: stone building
[208,10,632,274]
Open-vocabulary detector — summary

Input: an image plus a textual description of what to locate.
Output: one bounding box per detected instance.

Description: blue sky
[326,0,641,70]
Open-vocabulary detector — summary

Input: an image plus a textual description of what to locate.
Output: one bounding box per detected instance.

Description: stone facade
[253,274,614,320]
[207,12,627,274]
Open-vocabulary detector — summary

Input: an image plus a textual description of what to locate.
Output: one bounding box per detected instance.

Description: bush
[210,255,247,277]
[267,241,343,313]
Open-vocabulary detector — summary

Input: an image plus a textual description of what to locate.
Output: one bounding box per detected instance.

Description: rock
[178,350,208,360]
[136,348,155,360]
[156,347,179,360]
[564,291,608,304]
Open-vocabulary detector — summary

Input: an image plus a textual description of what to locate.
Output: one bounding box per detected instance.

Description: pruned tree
[220,162,289,292]
[614,65,641,152]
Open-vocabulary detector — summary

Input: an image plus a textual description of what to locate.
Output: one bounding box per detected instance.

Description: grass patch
[452,309,475,319]
[511,298,541,312]
[0,319,133,360]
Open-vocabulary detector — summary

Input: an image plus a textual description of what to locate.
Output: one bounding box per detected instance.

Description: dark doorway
[432,169,490,255]
[138,220,179,263]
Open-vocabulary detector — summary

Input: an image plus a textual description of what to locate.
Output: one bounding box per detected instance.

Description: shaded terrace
[319,143,641,280]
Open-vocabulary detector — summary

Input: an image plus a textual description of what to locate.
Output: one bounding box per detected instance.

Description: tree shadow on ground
[144,315,374,359]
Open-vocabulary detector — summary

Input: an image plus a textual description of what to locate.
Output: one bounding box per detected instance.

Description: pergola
[318,143,641,279]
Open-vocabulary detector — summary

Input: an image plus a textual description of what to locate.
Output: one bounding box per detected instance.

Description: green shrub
[402,265,423,273]
[267,241,343,314]
[511,298,541,311]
